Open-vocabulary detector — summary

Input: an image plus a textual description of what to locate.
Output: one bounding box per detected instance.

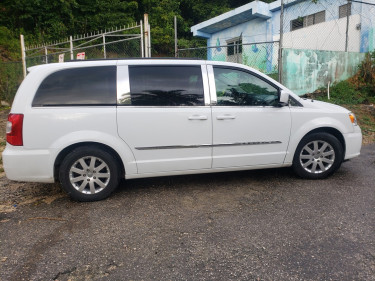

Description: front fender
[285,115,349,164]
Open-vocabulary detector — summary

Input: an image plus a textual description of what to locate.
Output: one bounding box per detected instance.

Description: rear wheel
[59,146,119,201]
[293,133,344,179]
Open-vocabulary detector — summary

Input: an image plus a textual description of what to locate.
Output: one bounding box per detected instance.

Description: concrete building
[190,0,375,95]
[191,0,374,53]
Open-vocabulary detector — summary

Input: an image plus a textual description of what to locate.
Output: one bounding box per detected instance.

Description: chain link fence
[0,61,23,105]
[280,0,375,53]
[0,24,144,104]
[178,41,280,80]
[24,24,143,68]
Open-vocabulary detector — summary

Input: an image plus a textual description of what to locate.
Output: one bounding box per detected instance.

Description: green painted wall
[282,48,366,95]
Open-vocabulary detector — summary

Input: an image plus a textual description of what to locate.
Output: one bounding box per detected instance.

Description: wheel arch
[54,142,125,182]
[285,126,346,164]
[301,127,346,155]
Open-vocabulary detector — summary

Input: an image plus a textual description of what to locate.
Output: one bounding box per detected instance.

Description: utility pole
[345,0,350,52]
[174,16,178,58]
[278,0,284,83]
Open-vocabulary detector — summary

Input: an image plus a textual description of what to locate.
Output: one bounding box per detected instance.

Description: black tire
[59,146,120,202]
[292,132,344,179]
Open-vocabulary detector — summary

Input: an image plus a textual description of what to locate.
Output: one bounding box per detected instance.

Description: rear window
[120,65,204,106]
[32,66,116,107]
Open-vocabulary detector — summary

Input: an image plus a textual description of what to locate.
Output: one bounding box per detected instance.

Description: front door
[209,65,291,168]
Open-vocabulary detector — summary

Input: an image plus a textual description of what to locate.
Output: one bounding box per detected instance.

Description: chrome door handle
[216,115,236,120]
[188,115,208,120]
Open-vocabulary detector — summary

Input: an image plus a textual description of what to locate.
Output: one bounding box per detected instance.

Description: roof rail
[66,57,205,62]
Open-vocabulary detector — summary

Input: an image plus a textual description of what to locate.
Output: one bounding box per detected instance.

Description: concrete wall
[273,15,361,52]
[207,18,278,74]
[282,48,366,95]
[357,0,375,52]
[208,18,271,47]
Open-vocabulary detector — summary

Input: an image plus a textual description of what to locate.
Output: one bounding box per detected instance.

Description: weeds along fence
[0,61,23,105]
[178,41,280,80]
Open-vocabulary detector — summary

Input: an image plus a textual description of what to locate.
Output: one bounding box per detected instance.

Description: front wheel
[59,146,120,201]
[292,133,344,179]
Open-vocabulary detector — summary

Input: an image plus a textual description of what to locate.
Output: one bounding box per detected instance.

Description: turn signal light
[349,113,357,126]
[6,114,24,146]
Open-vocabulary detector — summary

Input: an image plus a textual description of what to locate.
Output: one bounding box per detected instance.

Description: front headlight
[349,113,357,126]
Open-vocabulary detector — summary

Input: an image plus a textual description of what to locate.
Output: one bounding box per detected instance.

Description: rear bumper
[343,127,362,160]
[3,145,55,183]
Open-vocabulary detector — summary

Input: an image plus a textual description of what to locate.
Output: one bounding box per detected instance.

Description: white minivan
[3,59,362,201]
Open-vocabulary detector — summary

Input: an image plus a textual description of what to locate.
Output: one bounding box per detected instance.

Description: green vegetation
[311,51,375,144]
[314,80,374,105]
[0,0,276,59]
[314,51,375,105]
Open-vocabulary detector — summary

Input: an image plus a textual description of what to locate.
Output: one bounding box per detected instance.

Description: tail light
[6,114,24,146]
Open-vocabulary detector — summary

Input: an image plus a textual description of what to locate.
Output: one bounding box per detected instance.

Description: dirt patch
[344,104,375,144]
[0,108,10,175]
[0,178,65,213]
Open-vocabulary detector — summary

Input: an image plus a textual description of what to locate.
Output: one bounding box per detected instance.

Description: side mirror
[279,90,289,106]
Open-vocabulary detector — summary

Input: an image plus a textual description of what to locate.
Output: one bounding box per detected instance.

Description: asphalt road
[1,144,374,281]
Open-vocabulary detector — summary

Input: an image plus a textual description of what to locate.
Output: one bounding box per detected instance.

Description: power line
[351,0,375,6]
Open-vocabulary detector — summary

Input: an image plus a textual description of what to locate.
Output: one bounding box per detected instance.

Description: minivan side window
[32,66,116,107]
[213,67,279,106]
[120,65,204,106]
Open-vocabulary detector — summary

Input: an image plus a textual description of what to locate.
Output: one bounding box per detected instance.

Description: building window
[290,10,326,31]
[339,3,351,19]
[227,37,242,56]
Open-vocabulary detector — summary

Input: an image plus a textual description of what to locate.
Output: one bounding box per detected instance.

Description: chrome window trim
[135,141,282,150]
[207,65,217,105]
[201,65,211,106]
[117,65,130,104]
[211,105,282,109]
[116,106,211,108]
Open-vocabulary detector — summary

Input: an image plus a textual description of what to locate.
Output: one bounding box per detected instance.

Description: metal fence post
[140,20,144,57]
[148,23,151,57]
[103,34,107,58]
[144,14,149,57]
[174,16,178,58]
[20,34,26,78]
[70,36,73,60]
[44,46,48,64]
[278,0,284,83]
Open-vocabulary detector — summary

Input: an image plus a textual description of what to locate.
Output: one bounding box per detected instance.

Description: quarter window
[213,67,279,106]
[122,66,204,106]
[32,66,116,107]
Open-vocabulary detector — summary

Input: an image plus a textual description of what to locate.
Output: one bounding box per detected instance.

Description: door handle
[216,115,236,120]
[188,115,208,120]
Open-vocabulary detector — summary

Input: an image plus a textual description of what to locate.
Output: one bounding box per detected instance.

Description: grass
[342,104,375,144]
[314,81,375,105]
[309,80,375,144]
